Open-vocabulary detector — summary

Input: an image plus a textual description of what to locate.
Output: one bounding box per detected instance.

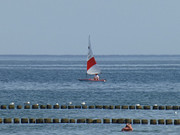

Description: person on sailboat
[94,74,99,80]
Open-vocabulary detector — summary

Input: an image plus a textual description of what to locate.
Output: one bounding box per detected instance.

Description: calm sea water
[0,55,179,135]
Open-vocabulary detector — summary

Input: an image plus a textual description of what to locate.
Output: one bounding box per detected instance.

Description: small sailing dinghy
[78,36,106,82]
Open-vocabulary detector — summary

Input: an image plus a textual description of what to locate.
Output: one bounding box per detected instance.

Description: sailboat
[78,36,106,82]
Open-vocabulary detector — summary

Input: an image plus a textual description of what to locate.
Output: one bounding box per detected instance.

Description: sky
[0,0,180,55]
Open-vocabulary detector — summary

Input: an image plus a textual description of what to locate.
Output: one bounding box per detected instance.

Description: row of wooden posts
[1,104,180,110]
[1,118,180,125]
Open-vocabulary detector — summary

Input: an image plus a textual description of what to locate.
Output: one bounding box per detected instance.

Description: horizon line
[0,54,180,56]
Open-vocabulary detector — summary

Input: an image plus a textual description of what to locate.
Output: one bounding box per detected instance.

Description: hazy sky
[0,0,180,55]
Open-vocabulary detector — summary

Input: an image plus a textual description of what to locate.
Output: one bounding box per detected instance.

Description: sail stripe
[87,57,96,71]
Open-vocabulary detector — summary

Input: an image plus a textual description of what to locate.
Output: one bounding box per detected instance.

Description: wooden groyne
[0,118,180,125]
[1,104,179,110]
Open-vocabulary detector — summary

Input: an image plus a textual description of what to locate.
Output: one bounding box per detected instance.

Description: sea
[0,55,179,135]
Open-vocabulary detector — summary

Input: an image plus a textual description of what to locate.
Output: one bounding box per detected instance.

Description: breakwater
[1,104,179,110]
[1,118,180,125]
[0,104,179,125]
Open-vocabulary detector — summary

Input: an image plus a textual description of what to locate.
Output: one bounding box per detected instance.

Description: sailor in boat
[94,74,99,80]
[121,123,133,132]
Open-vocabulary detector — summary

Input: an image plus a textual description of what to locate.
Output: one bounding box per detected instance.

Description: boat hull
[78,79,106,82]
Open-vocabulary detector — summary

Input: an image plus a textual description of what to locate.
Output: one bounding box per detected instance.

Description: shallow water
[0,55,179,134]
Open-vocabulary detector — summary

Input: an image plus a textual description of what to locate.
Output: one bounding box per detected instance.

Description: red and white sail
[87,36,101,75]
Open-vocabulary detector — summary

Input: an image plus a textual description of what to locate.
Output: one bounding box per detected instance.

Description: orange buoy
[121,123,133,132]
